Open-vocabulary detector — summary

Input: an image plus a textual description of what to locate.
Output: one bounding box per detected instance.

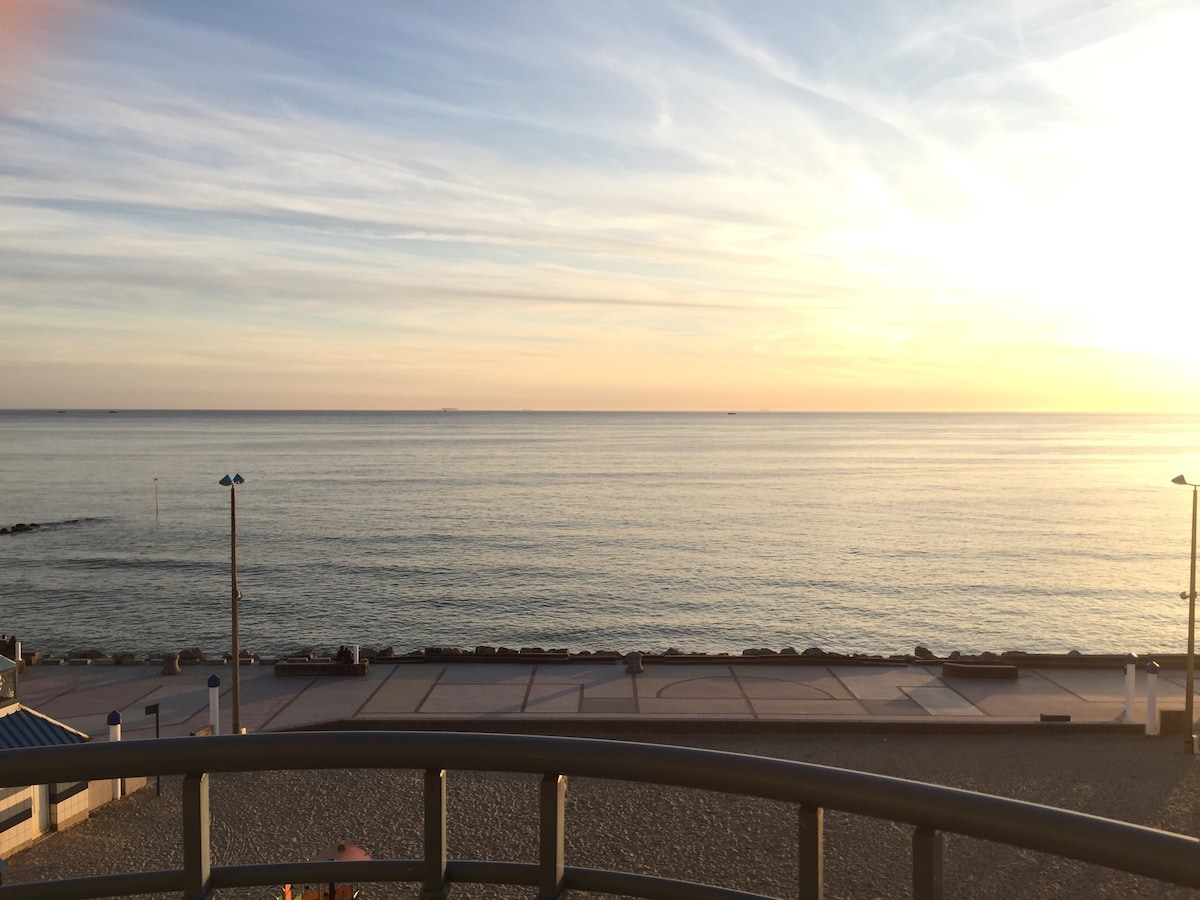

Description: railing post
[1124,653,1137,722]
[107,710,123,800]
[1146,661,1161,736]
[182,772,212,900]
[208,674,221,735]
[421,768,449,899]
[538,774,567,899]
[798,802,824,900]
[912,826,944,900]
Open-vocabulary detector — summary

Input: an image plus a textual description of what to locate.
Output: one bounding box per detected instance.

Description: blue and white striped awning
[0,705,90,750]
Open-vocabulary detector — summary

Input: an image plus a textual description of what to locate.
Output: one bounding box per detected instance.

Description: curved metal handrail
[1,732,1198,899]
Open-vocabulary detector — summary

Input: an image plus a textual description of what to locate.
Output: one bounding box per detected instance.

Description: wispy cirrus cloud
[1,0,1196,409]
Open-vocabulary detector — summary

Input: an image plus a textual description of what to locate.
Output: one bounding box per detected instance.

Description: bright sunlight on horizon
[2,1,1198,412]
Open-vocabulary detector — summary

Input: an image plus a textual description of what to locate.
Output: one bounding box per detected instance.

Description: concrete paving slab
[906,686,985,716]
[945,673,1128,722]
[358,677,438,716]
[1033,669,1141,702]
[23,672,161,720]
[941,670,1090,719]
[750,699,868,716]
[263,674,388,731]
[437,665,535,686]
[16,665,148,706]
[524,684,583,714]
[834,667,943,701]
[653,676,744,700]
[131,686,216,736]
[531,664,624,682]
[8,660,1171,735]
[420,684,528,714]
[1155,672,1189,691]
[734,675,847,701]
[21,666,243,735]
[579,682,635,701]
[377,664,449,681]
[859,697,929,716]
[633,665,733,692]
[532,665,634,698]
[121,670,275,738]
[53,678,205,738]
[576,679,634,699]
[731,666,856,700]
[242,674,339,733]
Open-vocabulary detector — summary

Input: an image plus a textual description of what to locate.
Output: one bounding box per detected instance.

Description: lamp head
[219,475,233,486]
[1173,475,1190,486]
[232,474,245,484]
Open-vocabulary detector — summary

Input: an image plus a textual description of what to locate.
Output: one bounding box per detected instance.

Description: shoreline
[5,639,1180,670]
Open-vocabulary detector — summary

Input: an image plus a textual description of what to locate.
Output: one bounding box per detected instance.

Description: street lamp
[1172,474,1197,754]
[219,473,245,734]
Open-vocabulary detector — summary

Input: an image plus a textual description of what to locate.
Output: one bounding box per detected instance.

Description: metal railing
[2,731,1199,899]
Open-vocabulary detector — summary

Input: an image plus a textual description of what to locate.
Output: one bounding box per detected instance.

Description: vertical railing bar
[798,802,824,900]
[181,771,211,900]
[912,825,944,900]
[538,773,567,899]
[421,767,449,899]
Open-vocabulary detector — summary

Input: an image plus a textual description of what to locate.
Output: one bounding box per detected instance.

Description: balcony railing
[2,731,1199,899]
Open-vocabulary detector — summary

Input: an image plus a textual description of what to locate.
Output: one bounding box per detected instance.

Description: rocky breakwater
[1,522,41,535]
[1,518,90,536]
[0,640,1165,670]
[309,644,1156,669]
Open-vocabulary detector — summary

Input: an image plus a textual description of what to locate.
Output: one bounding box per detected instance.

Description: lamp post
[1172,474,1197,753]
[219,473,245,734]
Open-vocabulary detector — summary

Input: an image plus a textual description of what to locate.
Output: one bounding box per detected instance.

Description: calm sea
[1,410,1197,658]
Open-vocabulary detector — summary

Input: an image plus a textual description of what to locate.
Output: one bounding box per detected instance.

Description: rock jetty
[0,638,1169,670]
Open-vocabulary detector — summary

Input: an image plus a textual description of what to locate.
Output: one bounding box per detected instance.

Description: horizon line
[0,408,1189,416]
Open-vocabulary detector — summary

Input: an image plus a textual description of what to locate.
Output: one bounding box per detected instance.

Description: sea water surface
[1,410,1197,658]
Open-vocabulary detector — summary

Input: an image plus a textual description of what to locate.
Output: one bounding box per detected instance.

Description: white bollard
[1146,661,1160,736]
[13,640,20,664]
[208,674,221,735]
[107,711,123,799]
[1124,653,1137,723]
[352,644,360,664]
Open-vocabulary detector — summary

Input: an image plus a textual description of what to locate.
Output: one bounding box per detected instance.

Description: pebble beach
[7,732,1200,899]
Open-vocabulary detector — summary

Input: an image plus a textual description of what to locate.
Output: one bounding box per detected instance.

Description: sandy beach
[6,731,1200,899]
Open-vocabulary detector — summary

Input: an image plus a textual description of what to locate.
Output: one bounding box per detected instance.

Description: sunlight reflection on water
[1,410,1196,657]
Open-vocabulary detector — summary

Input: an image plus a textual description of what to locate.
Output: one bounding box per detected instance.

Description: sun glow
[2,3,1199,410]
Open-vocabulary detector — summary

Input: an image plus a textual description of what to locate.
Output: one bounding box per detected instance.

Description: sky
[1,0,1198,412]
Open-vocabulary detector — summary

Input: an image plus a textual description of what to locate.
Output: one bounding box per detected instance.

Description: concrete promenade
[12,656,1186,739]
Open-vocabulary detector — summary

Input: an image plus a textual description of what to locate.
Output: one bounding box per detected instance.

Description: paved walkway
[12,658,1185,739]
